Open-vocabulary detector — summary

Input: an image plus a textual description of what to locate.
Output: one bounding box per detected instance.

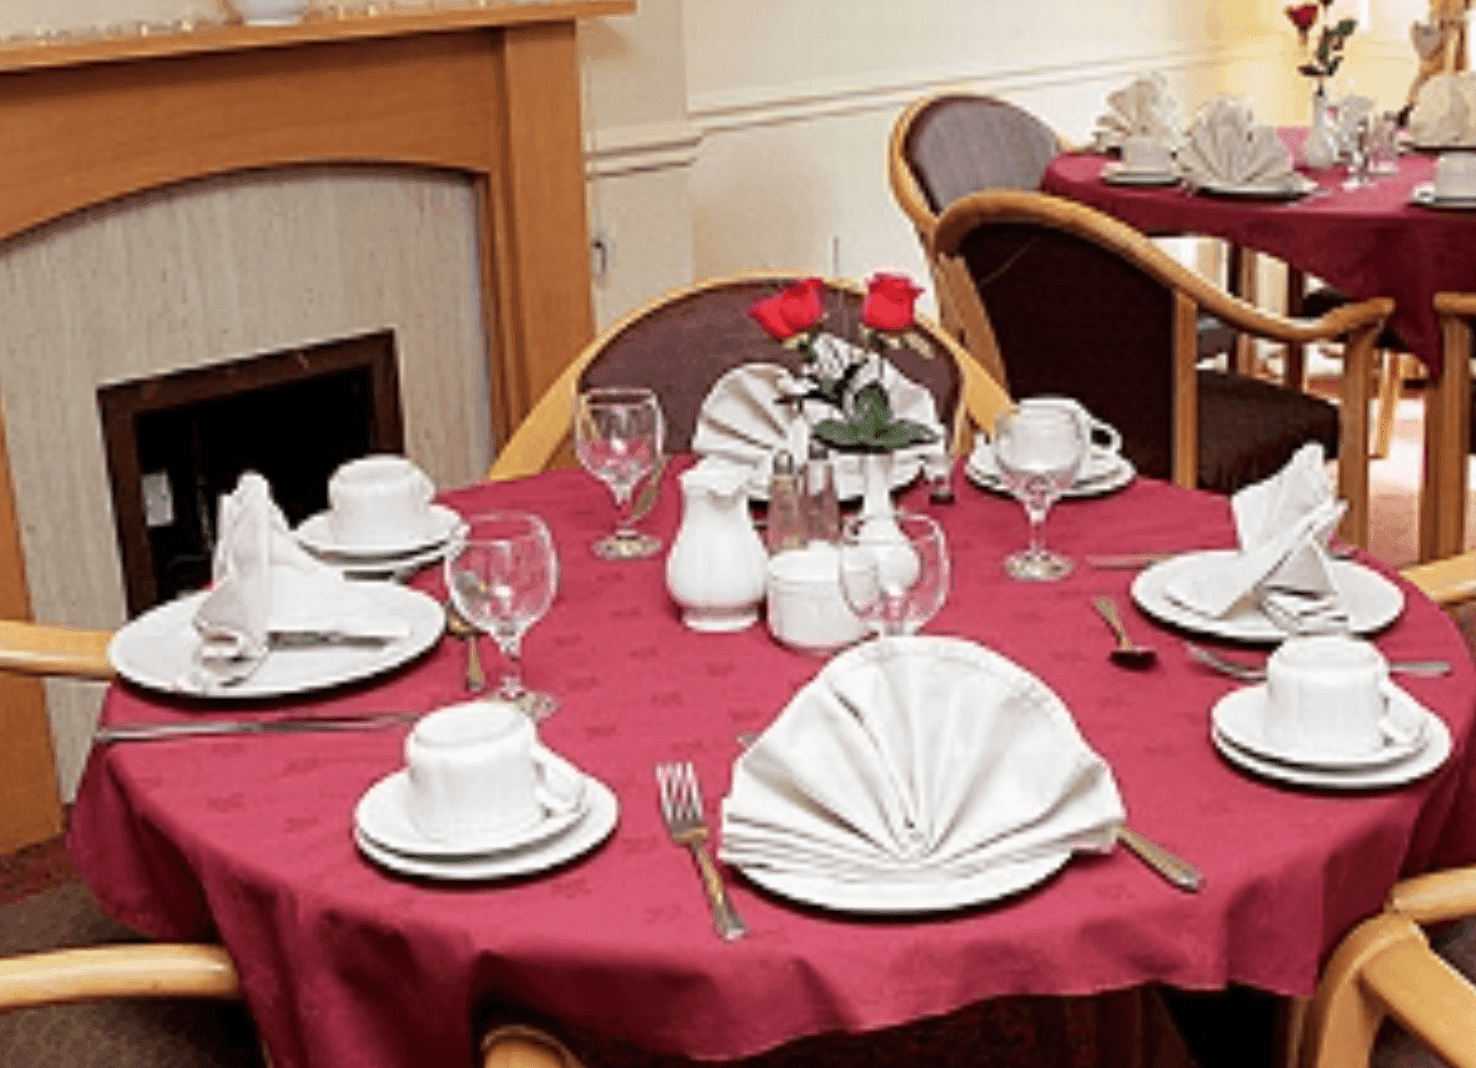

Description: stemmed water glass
[993,405,1087,581]
[445,510,560,721]
[573,387,665,559]
[837,511,950,638]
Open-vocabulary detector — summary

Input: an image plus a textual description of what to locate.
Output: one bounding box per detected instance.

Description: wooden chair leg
[1372,351,1401,460]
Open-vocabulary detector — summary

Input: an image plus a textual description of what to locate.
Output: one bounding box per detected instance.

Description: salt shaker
[803,442,842,544]
[766,449,807,554]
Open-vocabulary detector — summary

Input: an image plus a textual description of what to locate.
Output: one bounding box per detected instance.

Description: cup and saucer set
[1101,135,1180,187]
[1410,151,1476,210]
[1209,634,1451,790]
[966,396,1136,498]
[354,700,620,880]
[294,455,467,579]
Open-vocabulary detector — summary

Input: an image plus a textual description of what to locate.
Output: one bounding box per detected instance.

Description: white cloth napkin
[194,473,410,662]
[1178,98,1299,189]
[691,342,947,495]
[1165,444,1349,634]
[719,636,1124,884]
[1090,73,1180,152]
[1409,72,1476,146]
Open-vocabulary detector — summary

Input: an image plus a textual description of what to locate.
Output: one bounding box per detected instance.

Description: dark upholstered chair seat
[1196,370,1339,493]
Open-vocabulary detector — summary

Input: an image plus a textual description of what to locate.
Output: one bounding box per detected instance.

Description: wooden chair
[489,273,1012,482]
[1417,292,1476,563]
[930,189,1393,548]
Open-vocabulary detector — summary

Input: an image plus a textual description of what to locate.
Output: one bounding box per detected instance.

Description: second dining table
[67,458,1476,1068]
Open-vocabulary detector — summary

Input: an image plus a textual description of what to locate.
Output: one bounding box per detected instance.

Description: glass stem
[495,633,526,699]
[1025,502,1051,559]
[612,487,635,540]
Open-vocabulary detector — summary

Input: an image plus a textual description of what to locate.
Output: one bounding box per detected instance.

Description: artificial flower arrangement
[1286,0,1357,91]
[748,274,939,454]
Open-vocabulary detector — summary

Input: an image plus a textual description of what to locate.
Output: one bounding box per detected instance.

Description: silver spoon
[1092,595,1158,669]
[443,601,486,694]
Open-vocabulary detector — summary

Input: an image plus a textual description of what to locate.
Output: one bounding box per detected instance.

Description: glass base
[592,531,662,560]
[509,689,560,723]
[1003,548,1074,582]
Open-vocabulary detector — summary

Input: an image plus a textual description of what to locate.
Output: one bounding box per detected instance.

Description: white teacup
[1263,635,1418,758]
[1435,152,1476,198]
[1122,135,1172,173]
[328,454,434,549]
[1018,396,1123,464]
[766,545,867,654]
[405,700,579,847]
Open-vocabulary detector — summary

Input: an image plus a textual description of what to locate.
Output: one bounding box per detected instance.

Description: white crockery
[1436,152,1476,198]
[1122,135,1173,173]
[404,700,580,849]
[1263,635,1419,758]
[327,455,435,550]
[766,544,867,653]
[1017,396,1122,457]
[230,0,309,24]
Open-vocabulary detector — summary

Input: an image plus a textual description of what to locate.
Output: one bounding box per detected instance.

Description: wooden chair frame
[1418,293,1476,562]
[931,189,1393,547]
[488,272,1013,483]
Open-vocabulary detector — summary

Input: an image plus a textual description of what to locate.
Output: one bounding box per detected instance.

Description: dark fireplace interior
[98,329,404,616]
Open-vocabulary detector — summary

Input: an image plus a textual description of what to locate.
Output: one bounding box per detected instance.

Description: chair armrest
[1360,930,1476,1068]
[481,1022,588,1068]
[1389,865,1476,924]
[0,619,113,679]
[1400,553,1476,609]
[0,944,239,1011]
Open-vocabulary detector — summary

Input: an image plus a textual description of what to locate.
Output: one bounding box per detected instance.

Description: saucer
[965,444,1135,499]
[1211,715,1451,791]
[1102,162,1178,186]
[1409,182,1476,210]
[354,776,619,880]
[355,749,589,859]
[295,504,464,561]
[1211,684,1428,770]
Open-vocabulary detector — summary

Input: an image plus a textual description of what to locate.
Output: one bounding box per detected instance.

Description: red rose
[1286,3,1318,42]
[861,273,923,332]
[748,278,826,341]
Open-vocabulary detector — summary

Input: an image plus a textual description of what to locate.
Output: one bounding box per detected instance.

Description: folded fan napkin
[720,636,1124,884]
[1090,73,1180,152]
[691,344,947,489]
[1409,72,1476,146]
[1178,98,1298,189]
[1165,444,1349,633]
[194,473,410,664]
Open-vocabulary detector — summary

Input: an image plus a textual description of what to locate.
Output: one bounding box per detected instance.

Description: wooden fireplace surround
[0,0,633,850]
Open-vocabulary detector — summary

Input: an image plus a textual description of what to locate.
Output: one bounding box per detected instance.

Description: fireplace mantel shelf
[0,2,631,74]
[0,0,634,851]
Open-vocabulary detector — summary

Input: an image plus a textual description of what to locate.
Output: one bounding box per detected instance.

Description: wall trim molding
[586,118,701,178]
[685,43,1261,135]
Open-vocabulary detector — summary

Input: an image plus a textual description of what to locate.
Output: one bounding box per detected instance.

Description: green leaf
[812,418,864,450]
[1326,55,1342,76]
[850,382,893,430]
[1333,17,1356,35]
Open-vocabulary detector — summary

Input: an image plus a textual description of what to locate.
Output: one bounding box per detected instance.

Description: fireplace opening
[98,329,404,616]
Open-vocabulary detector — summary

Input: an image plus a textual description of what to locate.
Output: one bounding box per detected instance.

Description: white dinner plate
[108,584,445,698]
[332,540,453,581]
[1192,175,1318,200]
[294,504,465,561]
[1102,162,1179,186]
[965,443,1135,499]
[1211,684,1430,770]
[1131,551,1404,642]
[1211,715,1451,791]
[354,776,619,881]
[740,849,1071,915]
[1408,182,1476,210]
[355,753,590,859]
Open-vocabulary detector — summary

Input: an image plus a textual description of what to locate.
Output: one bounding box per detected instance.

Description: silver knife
[267,631,394,649]
[94,710,421,744]
[1118,826,1204,892]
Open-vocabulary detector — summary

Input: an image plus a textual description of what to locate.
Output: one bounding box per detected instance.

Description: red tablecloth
[1042,132,1476,378]
[69,465,1476,1068]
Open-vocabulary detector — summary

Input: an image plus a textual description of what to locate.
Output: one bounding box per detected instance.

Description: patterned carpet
[1,379,1466,1068]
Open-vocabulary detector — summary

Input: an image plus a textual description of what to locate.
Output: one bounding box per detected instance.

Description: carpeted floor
[2,378,1468,1068]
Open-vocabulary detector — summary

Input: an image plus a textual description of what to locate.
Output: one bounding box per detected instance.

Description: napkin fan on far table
[1409,72,1476,147]
[1177,98,1300,191]
[720,636,1124,888]
[1165,444,1349,634]
[194,473,410,664]
[1090,73,1180,153]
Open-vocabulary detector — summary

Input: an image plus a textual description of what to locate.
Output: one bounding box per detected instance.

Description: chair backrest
[489,273,1013,482]
[889,94,1061,234]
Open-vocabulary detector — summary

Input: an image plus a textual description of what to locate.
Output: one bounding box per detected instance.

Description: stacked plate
[1209,684,1451,790]
[1409,182,1476,211]
[965,439,1135,499]
[1102,161,1178,187]
[294,504,466,579]
[353,749,619,880]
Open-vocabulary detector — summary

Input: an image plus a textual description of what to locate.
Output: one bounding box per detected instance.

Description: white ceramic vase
[1303,87,1340,169]
[665,460,768,632]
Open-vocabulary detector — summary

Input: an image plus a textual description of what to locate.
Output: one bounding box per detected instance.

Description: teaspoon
[1092,595,1158,669]
[443,601,486,694]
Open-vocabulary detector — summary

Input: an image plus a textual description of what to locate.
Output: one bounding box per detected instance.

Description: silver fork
[655,761,748,942]
[1185,641,1451,682]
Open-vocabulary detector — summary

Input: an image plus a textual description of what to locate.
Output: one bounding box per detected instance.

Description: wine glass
[837,511,950,638]
[573,387,665,559]
[993,405,1086,582]
[445,510,560,721]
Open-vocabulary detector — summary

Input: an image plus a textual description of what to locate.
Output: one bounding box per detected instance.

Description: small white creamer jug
[665,458,768,632]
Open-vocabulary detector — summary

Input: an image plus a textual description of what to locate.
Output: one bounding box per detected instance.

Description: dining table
[66,457,1476,1068]
[1041,129,1476,564]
